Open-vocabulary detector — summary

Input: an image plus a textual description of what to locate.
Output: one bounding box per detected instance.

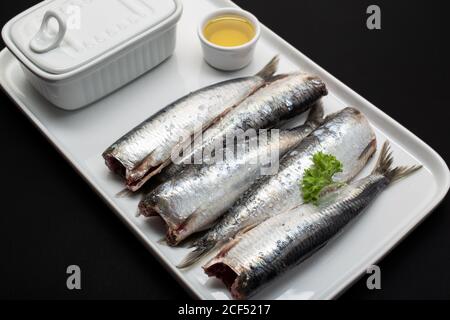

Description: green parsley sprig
[301,152,343,205]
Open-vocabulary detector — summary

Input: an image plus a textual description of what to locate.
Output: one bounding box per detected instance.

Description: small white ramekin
[198,8,261,71]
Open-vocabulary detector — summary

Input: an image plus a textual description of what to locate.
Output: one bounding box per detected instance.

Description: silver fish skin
[162,72,328,179]
[139,104,325,245]
[179,107,376,268]
[204,141,422,299]
[103,56,279,191]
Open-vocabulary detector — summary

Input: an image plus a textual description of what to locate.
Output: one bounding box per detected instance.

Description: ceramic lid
[6,0,178,74]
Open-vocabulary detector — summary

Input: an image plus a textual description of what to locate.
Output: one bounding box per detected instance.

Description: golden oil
[203,15,255,47]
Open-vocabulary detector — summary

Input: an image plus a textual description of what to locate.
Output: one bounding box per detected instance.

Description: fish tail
[115,188,133,198]
[177,239,216,269]
[255,55,279,81]
[373,141,422,183]
[305,102,325,127]
[157,237,168,246]
[183,237,198,248]
[289,103,324,133]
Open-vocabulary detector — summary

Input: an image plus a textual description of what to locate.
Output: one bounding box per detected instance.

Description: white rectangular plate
[1,0,449,300]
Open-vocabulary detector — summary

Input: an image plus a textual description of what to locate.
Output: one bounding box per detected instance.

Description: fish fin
[178,227,210,248]
[127,148,158,182]
[255,55,279,81]
[115,188,133,198]
[358,138,377,161]
[185,228,213,248]
[157,237,168,246]
[215,238,241,259]
[166,206,207,246]
[287,103,325,133]
[182,236,198,248]
[186,241,197,249]
[167,230,199,249]
[372,141,422,183]
[235,223,259,237]
[128,158,172,191]
[266,73,290,83]
[212,224,259,259]
[304,102,325,127]
[177,239,216,269]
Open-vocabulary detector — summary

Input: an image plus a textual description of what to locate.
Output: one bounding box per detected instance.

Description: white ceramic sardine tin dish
[1,0,183,110]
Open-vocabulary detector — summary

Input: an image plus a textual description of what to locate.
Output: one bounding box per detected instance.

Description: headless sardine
[204,141,422,299]
[103,56,279,191]
[139,104,325,245]
[162,72,328,179]
[179,107,377,268]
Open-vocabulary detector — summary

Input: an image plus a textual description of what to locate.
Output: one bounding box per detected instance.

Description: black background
[0,0,449,300]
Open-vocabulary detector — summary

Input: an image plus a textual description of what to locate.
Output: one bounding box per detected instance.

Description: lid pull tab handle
[30,10,67,54]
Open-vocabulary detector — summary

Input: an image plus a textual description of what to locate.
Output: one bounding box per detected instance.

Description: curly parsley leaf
[301,152,343,205]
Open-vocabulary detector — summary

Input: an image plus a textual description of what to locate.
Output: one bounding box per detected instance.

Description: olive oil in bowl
[203,15,256,47]
[198,8,261,70]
